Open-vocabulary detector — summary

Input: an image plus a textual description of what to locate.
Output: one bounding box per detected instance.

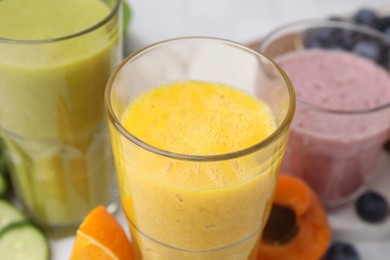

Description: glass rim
[0,0,120,44]
[259,18,390,115]
[105,36,296,161]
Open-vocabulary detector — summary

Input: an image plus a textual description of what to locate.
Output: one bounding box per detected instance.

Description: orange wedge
[70,205,134,260]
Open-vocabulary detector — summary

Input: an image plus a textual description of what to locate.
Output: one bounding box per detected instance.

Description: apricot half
[257,175,331,260]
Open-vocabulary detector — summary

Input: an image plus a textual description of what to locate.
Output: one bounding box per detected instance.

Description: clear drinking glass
[259,20,390,208]
[0,0,122,229]
[106,37,295,259]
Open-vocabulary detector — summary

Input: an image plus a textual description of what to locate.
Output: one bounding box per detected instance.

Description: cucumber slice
[0,200,25,232]
[0,222,50,260]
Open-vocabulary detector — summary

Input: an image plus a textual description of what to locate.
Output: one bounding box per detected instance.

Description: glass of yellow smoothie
[106,37,295,259]
[0,0,122,229]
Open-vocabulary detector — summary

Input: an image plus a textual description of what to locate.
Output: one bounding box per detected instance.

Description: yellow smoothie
[0,0,121,227]
[116,81,285,259]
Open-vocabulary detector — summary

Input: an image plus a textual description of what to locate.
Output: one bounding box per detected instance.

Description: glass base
[323,184,368,211]
[24,199,119,238]
[126,216,261,260]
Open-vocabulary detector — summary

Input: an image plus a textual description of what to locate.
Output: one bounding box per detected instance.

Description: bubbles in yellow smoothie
[123,81,276,156]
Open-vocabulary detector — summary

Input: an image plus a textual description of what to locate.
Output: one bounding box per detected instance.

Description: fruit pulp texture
[116,81,287,259]
[0,0,120,226]
[277,49,390,206]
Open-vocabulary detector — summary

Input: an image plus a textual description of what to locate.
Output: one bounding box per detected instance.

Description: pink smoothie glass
[259,20,390,208]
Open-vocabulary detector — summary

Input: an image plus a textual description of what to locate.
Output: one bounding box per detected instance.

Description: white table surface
[53,0,390,259]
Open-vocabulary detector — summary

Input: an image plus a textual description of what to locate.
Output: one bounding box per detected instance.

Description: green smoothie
[0,0,121,227]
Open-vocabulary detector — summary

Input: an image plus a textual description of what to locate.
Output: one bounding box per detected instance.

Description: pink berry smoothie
[276,49,390,207]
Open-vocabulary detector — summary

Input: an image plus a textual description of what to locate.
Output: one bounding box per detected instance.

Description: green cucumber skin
[0,141,14,199]
[0,173,7,197]
[0,156,10,198]
[0,221,50,260]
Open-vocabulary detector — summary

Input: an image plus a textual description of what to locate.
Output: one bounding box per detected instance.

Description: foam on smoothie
[123,80,276,155]
[277,49,390,111]
[0,0,109,41]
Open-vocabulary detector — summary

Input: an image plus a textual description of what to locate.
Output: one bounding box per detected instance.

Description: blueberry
[335,29,359,50]
[356,191,388,223]
[304,27,334,48]
[325,241,360,260]
[384,26,390,36]
[385,140,390,153]
[353,9,380,29]
[378,16,390,31]
[303,28,349,49]
[379,49,390,70]
[302,29,325,48]
[351,40,383,64]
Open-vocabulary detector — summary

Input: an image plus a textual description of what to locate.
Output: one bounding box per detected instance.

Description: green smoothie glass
[0,0,122,229]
